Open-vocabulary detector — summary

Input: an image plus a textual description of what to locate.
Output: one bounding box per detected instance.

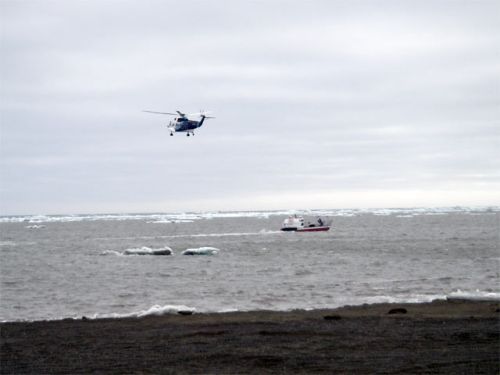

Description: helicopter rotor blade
[143,110,177,115]
[143,109,213,118]
[189,110,214,117]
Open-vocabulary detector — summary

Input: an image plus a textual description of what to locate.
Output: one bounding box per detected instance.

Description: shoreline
[4,293,499,324]
[1,300,499,374]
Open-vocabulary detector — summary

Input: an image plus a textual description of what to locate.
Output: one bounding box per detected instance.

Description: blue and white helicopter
[143,110,215,136]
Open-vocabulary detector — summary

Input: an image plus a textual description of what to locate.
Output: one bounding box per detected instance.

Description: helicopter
[143,110,215,136]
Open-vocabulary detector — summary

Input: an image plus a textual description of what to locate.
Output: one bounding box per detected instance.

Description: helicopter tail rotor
[191,110,215,119]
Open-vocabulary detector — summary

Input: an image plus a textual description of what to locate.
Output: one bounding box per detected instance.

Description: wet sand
[1,299,499,374]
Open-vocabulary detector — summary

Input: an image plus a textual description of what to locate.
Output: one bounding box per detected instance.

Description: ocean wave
[93,230,283,242]
[147,220,194,224]
[0,241,16,247]
[90,304,196,319]
[101,246,173,256]
[151,231,281,239]
[360,294,447,305]
[447,289,500,302]
[25,225,45,229]
[188,230,281,238]
[4,289,498,322]
[182,247,219,256]
[0,304,196,323]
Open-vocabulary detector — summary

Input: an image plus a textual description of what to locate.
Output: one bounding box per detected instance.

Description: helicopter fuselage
[169,116,206,135]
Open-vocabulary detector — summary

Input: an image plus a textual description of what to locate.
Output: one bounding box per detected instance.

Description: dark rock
[388,308,407,314]
[323,315,342,321]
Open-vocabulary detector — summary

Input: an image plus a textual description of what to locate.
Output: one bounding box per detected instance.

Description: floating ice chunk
[123,246,172,256]
[102,246,173,256]
[182,247,219,256]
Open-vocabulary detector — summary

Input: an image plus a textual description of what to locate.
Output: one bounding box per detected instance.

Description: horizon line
[1,204,499,218]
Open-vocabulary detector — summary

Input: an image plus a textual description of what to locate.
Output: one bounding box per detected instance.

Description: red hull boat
[281,215,331,232]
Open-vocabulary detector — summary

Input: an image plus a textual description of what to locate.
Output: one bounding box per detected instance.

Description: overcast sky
[1,0,499,215]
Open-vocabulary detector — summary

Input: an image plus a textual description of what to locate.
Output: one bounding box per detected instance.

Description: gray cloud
[1,0,499,214]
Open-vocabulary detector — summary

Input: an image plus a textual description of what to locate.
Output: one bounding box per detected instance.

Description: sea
[1,207,499,322]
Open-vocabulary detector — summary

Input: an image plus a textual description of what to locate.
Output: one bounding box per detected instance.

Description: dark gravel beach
[1,300,499,374]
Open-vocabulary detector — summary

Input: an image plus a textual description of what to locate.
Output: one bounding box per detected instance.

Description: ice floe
[182,247,219,256]
[102,246,173,256]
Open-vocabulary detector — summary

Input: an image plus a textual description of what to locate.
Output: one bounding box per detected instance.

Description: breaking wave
[0,241,16,247]
[182,247,219,256]
[147,219,194,224]
[90,304,196,319]
[102,246,173,256]
[447,289,500,302]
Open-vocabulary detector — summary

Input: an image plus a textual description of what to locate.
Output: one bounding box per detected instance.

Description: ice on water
[102,246,173,256]
[182,247,219,256]
[1,206,497,224]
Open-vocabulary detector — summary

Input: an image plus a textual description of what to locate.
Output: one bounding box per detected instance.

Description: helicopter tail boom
[198,114,215,127]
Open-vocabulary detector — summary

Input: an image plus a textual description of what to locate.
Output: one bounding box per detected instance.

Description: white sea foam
[91,304,196,319]
[0,241,16,247]
[189,230,282,238]
[182,247,219,256]
[101,246,173,256]
[93,230,283,242]
[147,219,194,224]
[101,250,123,256]
[361,294,447,305]
[447,289,500,302]
[25,224,45,229]
[259,229,282,234]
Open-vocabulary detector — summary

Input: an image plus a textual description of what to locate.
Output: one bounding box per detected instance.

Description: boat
[280,215,330,232]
